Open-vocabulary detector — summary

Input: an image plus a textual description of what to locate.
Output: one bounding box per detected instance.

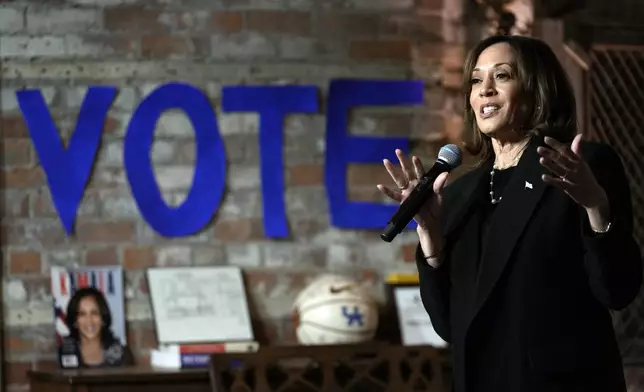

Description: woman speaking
[377,34,642,392]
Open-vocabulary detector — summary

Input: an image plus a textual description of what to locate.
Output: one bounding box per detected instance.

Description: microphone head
[438,144,462,169]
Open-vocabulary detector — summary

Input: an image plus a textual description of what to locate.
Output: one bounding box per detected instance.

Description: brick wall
[0,0,465,390]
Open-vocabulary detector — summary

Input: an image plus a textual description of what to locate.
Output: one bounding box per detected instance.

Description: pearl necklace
[489,140,530,204]
[489,169,503,204]
[490,160,521,204]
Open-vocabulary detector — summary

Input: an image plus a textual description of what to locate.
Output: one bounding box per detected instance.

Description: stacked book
[151,341,259,368]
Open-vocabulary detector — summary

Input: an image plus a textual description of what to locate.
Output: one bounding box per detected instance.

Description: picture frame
[392,284,448,348]
[146,266,254,344]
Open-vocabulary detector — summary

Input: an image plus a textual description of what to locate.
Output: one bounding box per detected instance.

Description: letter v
[16,87,116,235]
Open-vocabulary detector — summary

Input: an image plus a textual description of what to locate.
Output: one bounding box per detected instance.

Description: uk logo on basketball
[293,274,379,345]
[341,305,364,327]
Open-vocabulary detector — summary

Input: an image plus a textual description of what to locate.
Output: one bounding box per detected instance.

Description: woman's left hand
[537,134,608,210]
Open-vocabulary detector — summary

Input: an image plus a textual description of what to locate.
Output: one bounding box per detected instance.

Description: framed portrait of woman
[51,265,132,368]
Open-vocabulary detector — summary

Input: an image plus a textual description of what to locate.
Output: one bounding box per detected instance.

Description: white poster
[147,266,254,344]
[394,286,448,348]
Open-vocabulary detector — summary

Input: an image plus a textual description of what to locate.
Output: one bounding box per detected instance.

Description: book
[51,265,128,368]
[151,341,259,369]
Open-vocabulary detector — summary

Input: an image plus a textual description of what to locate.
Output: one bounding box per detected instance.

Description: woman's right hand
[376,149,449,264]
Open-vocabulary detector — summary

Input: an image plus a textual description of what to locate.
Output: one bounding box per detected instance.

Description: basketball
[293,274,379,345]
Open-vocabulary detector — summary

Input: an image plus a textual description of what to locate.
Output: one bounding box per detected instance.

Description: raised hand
[376,149,449,240]
[537,134,608,210]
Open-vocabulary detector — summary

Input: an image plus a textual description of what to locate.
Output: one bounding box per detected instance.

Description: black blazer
[417,134,642,392]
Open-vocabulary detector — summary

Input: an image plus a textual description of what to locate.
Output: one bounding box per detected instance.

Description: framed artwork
[147,266,254,344]
[51,266,128,368]
[392,285,448,348]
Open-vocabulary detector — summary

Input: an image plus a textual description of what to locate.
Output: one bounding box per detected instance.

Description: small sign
[147,266,254,344]
[393,286,448,347]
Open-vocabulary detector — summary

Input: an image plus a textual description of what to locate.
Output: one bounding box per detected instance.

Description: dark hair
[462,35,577,163]
[65,287,117,348]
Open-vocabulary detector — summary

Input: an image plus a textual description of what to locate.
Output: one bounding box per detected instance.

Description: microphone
[380,144,462,243]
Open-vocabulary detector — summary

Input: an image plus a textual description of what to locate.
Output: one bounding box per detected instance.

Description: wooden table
[28,366,211,392]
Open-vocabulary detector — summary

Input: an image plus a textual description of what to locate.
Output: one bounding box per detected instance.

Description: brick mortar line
[1,62,415,79]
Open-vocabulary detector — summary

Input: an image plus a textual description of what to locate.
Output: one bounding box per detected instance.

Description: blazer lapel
[468,134,549,329]
[442,159,493,238]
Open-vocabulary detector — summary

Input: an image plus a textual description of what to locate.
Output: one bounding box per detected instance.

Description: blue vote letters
[325,79,423,230]
[16,79,424,238]
[222,85,318,238]
[124,82,226,237]
[17,87,117,235]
